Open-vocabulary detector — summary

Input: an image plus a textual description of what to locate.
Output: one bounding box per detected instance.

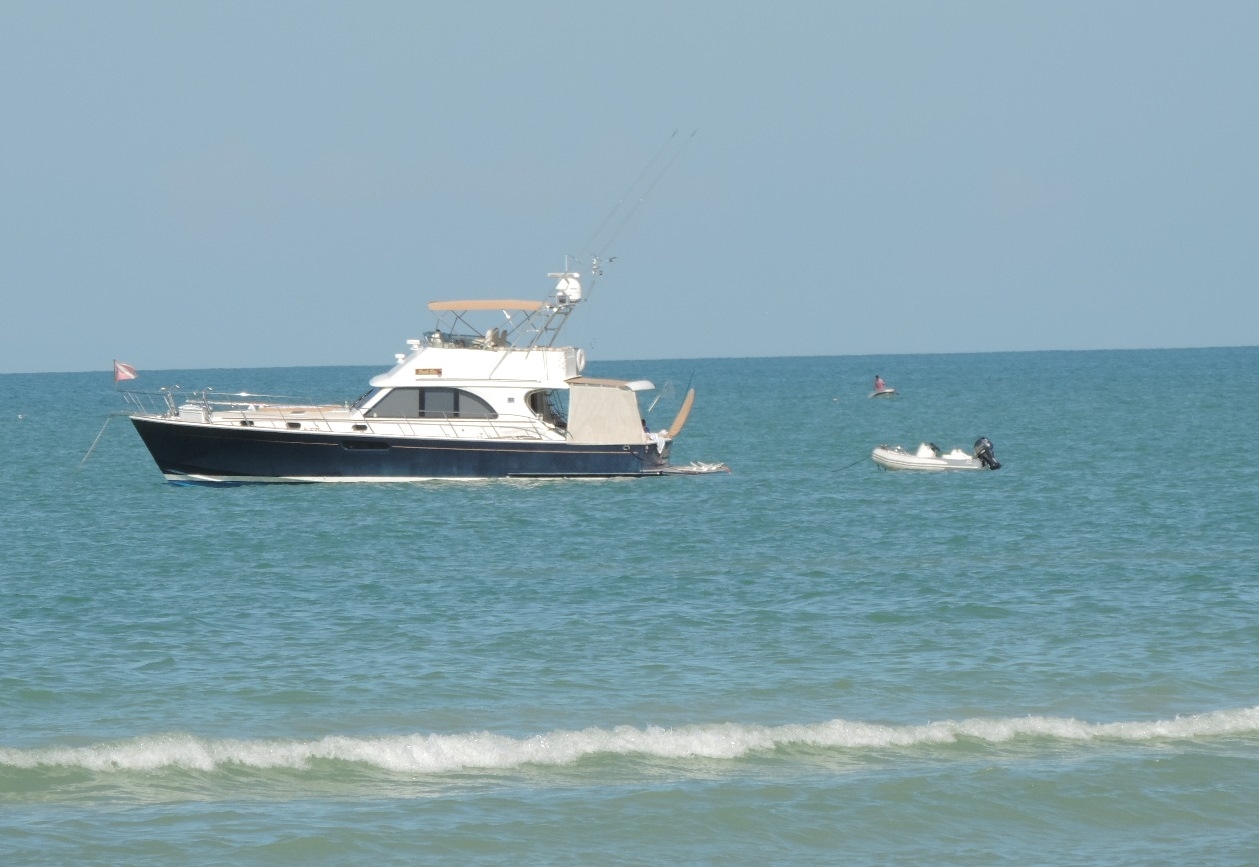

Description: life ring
[576,348,586,373]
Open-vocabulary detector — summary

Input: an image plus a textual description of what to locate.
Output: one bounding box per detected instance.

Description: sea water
[2,347,1258,865]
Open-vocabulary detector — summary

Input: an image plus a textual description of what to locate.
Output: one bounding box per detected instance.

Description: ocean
[2,347,1258,865]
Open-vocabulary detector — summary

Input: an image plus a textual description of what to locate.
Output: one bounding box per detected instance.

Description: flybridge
[422,271,585,351]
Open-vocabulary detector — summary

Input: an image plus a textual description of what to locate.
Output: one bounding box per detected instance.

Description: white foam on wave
[5,706,1259,774]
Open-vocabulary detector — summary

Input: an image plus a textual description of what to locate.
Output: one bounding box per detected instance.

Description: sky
[2,1,1257,374]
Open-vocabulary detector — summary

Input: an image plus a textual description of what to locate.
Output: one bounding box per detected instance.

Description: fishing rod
[647,381,674,414]
[648,370,694,415]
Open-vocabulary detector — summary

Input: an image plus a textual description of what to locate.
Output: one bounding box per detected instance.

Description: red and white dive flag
[113,360,138,383]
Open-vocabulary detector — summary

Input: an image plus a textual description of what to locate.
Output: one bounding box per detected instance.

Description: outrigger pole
[576,129,697,300]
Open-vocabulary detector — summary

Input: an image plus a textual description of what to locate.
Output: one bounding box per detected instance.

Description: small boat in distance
[869,374,897,398]
[872,438,1001,472]
[124,268,728,484]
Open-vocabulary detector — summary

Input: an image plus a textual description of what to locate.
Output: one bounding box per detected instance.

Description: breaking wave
[5,707,1259,775]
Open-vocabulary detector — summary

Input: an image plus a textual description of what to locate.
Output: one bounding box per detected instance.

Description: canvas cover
[566,380,643,444]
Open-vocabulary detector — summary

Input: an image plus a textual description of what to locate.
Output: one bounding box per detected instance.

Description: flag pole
[112,359,138,390]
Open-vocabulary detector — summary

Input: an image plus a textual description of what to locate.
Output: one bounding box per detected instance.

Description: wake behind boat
[124,269,728,484]
[872,438,1001,472]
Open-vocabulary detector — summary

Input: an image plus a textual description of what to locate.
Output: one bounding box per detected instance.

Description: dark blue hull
[130,417,670,482]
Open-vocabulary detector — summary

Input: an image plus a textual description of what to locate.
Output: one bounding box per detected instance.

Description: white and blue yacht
[125,270,726,483]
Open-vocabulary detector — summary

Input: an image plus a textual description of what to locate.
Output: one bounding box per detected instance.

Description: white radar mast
[549,271,582,305]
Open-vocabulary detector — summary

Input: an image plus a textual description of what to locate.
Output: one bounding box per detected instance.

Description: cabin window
[366,388,421,418]
[365,387,497,419]
[420,388,456,417]
[420,388,497,419]
[527,389,567,428]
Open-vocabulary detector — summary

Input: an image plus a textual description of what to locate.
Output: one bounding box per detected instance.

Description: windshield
[350,388,381,411]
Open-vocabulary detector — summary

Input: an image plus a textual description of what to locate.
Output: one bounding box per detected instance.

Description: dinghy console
[973,437,1001,470]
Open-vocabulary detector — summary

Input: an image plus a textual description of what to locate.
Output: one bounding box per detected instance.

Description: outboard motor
[973,437,1001,470]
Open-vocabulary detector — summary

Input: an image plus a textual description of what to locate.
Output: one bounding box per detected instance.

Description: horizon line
[3,343,1257,377]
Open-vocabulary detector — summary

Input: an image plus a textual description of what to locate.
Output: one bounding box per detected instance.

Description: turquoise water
[3,348,1259,864]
